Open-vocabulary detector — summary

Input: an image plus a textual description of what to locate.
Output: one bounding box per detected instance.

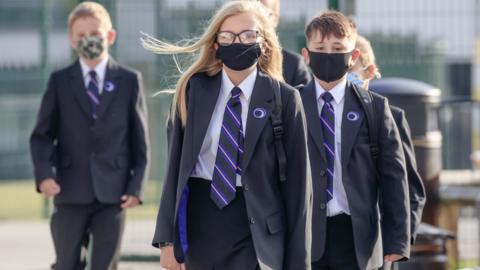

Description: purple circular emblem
[253,108,267,119]
[104,81,115,92]
[347,111,360,121]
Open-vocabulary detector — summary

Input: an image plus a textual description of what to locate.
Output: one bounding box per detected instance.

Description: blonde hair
[68,1,113,31]
[259,0,280,17]
[142,0,283,126]
[356,35,381,78]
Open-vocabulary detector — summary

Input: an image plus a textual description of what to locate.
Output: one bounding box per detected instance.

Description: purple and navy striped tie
[87,70,100,120]
[210,87,244,209]
[320,92,335,202]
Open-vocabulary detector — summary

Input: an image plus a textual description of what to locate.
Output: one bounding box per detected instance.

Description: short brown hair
[68,1,112,31]
[305,10,357,42]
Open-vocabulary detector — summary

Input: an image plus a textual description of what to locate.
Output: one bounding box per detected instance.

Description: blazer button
[249,217,255,224]
[244,184,249,191]
[320,170,326,176]
[320,203,326,210]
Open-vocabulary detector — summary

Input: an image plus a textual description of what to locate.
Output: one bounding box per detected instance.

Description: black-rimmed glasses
[216,30,261,46]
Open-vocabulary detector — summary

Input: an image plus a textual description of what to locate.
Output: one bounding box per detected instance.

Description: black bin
[370,78,442,225]
[398,223,455,270]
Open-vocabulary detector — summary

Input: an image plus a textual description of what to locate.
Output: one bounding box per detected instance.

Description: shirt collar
[79,56,109,80]
[314,76,347,104]
[221,67,257,102]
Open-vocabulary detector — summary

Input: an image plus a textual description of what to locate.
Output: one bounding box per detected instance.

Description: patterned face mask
[76,36,105,60]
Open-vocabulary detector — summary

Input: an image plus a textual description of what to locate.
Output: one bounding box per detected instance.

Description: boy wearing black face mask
[299,10,410,270]
[30,2,149,269]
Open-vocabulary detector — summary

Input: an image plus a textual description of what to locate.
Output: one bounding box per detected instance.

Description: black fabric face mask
[308,49,353,83]
[216,43,262,71]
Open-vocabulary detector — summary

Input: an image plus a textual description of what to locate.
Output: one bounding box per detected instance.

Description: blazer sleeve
[395,110,426,244]
[126,72,150,200]
[376,97,411,259]
[280,88,313,270]
[291,56,312,87]
[152,103,184,247]
[30,73,59,192]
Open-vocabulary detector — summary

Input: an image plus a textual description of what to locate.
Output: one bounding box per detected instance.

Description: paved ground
[458,217,479,260]
[1,218,479,269]
[0,220,160,270]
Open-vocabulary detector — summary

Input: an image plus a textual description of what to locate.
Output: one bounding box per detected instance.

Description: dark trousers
[312,214,360,270]
[50,200,125,270]
[185,178,258,270]
[379,262,398,270]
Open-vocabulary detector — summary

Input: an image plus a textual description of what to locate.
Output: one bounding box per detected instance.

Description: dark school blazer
[30,58,150,204]
[300,80,410,269]
[390,105,426,244]
[282,48,312,88]
[152,70,313,270]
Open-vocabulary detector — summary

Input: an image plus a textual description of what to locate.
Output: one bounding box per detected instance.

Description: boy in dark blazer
[300,11,410,270]
[30,2,149,269]
[349,35,426,245]
[390,106,426,243]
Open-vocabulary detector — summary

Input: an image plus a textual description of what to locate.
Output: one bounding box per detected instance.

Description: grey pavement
[0,219,161,270]
[1,218,479,269]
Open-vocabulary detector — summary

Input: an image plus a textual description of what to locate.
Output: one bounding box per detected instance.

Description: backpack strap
[270,80,287,182]
[294,84,305,90]
[352,83,380,161]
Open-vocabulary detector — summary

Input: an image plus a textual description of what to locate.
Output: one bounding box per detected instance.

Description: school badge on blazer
[346,111,360,121]
[253,107,267,119]
[104,81,115,92]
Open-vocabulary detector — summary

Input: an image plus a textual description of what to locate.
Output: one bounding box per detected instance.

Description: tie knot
[89,70,97,79]
[231,87,242,99]
[322,92,334,103]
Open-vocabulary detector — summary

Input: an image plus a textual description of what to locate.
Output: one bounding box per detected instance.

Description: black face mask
[216,43,262,71]
[308,49,353,83]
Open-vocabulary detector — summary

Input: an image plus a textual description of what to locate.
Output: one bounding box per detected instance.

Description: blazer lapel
[190,72,222,165]
[302,81,326,161]
[341,81,365,170]
[70,60,92,120]
[241,71,274,172]
[96,58,121,120]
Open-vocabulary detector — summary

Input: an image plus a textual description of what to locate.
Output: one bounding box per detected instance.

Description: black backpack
[351,83,380,162]
[270,81,288,182]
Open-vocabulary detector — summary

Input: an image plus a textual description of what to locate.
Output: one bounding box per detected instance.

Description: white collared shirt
[191,68,257,186]
[79,56,109,95]
[314,78,351,216]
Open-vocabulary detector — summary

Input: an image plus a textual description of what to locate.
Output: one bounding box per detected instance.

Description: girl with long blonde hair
[145,1,312,269]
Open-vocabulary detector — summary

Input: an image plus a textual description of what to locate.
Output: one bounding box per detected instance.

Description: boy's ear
[349,48,360,67]
[301,47,310,65]
[107,29,117,46]
[366,64,377,80]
